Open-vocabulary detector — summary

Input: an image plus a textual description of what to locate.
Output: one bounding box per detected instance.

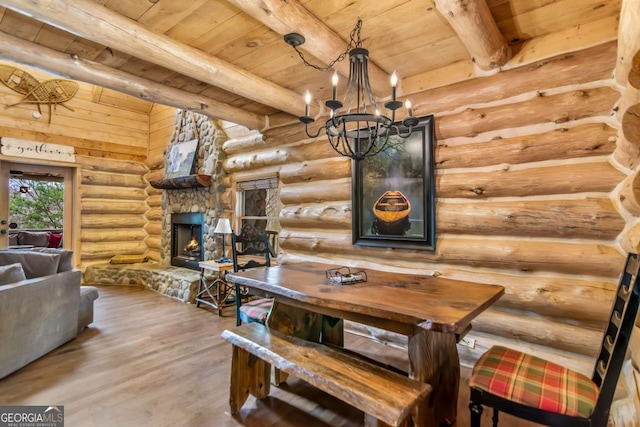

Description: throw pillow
[0,263,26,285]
[48,233,63,248]
[17,231,51,247]
[0,250,61,279]
[33,248,73,272]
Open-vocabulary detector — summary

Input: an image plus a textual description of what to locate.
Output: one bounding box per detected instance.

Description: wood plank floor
[0,286,539,426]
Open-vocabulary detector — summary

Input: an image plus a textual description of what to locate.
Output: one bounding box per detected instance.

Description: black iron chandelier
[285,18,418,160]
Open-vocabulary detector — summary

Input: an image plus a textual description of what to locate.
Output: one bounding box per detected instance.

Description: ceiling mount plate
[284,33,305,47]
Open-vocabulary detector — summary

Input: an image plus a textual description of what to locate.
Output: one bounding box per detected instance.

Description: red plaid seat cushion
[470,346,598,418]
[239,298,273,324]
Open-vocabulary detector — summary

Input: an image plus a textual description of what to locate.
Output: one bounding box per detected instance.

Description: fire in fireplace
[171,212,204,270]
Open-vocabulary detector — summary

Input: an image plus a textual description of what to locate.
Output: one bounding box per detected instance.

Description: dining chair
[231,223,273,327]
[469,252,640,427]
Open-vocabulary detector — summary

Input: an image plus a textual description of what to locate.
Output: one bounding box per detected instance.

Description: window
[235,176,280,255]
[9,175,64,230]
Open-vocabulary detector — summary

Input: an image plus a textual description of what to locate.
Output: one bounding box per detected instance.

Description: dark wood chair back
[231,223,271,272]
[590,252,640,417]
[469,252,640,427]
[231,223,272,327]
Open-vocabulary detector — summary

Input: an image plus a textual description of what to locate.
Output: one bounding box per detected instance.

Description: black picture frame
[352,115,436,250]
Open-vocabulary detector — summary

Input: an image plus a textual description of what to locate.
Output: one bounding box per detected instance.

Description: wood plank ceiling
[0,0,623,129]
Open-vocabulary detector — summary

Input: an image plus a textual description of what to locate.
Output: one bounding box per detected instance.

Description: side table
[195,260,234,316]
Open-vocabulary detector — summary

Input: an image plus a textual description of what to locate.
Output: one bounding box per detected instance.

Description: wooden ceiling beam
[434,0,510,70]
[0,30,266,130]
[1,0,306,117]
[226,0,391,97]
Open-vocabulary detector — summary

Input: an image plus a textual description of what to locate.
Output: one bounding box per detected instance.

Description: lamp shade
[214,218,232,234]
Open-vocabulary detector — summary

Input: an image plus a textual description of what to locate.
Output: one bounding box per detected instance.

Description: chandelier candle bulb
[332,72,338,101]
[304,91,311,117]
[390,71,398,101]
[405,99,413,117]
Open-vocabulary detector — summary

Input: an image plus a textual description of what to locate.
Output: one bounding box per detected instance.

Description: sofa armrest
[0,269,81,380]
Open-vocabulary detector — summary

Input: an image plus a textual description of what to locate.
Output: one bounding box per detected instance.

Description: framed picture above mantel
[165,138,199,179]
[352,115,436,250]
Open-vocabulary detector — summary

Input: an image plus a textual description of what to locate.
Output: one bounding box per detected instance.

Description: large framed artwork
[352,115,436,250]
[165,138,199,179]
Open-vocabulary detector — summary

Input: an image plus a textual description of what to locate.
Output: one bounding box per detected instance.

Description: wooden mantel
[149,174,212,190]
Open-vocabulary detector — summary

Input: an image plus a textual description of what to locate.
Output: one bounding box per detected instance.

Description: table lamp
[214,218,233,263]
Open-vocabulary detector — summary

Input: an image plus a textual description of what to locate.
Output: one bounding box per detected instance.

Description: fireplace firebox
[171,212,204,270]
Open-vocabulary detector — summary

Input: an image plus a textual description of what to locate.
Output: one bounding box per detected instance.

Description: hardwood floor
[0,286,539,426]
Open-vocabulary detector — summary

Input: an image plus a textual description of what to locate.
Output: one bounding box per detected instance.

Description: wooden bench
[221,322,431,427]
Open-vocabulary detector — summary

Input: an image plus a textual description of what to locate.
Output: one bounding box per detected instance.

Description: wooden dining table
[227,262,504,427]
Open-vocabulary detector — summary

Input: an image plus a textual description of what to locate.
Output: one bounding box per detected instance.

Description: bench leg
[229,345,271,414]
[273,368,289,385]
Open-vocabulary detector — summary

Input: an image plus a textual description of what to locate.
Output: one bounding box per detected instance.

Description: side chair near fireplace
[232,224,273,326]
[469,252,640,427]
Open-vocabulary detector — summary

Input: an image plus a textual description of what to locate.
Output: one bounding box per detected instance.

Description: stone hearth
[83,262,200,303]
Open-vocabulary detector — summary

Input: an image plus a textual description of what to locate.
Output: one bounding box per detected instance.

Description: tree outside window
[9,178,64,229]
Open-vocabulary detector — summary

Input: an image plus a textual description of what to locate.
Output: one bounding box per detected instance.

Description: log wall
[0,61,151,269]
[145,104,175,262]
[222,40,629,373]
[77,155,149,268]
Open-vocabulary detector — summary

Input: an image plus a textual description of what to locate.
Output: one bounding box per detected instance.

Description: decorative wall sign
[352,115,436,250]
[0,138,75,162]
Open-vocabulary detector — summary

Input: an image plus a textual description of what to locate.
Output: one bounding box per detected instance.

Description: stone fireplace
[171,212,204,270]
[158,110,228,271]
[87,110,229,304]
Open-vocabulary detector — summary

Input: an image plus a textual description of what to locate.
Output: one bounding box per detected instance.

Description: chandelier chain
[292,18,363,72]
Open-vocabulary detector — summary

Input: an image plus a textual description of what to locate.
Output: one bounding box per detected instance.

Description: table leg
[266,300,322,341]
[196,270,204,308]
[266,301,323,387]
[321,316,344,347]
[196,271,233,315]
[408,330,459,427]
[215,278,223,316]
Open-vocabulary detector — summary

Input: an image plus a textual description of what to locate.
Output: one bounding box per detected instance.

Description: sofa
[8,230,63,249]
[0,249,98,380]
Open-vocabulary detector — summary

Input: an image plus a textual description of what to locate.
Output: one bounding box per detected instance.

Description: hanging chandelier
[285,18,418,160]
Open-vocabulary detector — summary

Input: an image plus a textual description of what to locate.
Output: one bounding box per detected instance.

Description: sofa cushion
[17,231,51,247]
[470,345,598,418]
[0,250,61,279]
[32,248,73,272]
[0,263,26,285]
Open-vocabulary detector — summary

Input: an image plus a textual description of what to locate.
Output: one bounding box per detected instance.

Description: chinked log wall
[144,104,176,262]
[222,40,635,373]
[77,155,149,269]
